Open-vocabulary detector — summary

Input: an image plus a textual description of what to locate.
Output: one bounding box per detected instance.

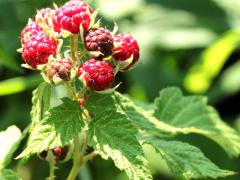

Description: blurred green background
[0,0,240,179]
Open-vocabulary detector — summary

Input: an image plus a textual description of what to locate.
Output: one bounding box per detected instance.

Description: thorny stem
[67,132,88,180]
[48,157,55,180]
[67,136,81,180]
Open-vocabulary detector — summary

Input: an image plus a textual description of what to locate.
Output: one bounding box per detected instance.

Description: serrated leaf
[17,98,83,158]
[0,169,20,180]
[31,82,51,128]
[85,92,173,137]
[115,93,176,136]
[144,137,234,179]
[0,126,21,170]
[86,93,152,179]
[154,87,240,157]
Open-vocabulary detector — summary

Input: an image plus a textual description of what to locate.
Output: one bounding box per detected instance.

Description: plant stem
[48,157,55,180]
[70,35,78,63]
[67,136,81,180]
[83,151,98,162]
[67,132,88,180]
[67,34,92,180]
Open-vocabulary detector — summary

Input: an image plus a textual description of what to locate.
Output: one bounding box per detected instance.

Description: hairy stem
[70,35,78,63]
[67,136,81,180]
[84,151,98,162]
[67,132,88,180]
[67,34,92,180]
[48,157,55,180]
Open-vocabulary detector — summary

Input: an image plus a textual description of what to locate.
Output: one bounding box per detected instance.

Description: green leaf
[17,98,83,158]
[0,126,21,170]
[144,137,234,179]
[154,87,240,157]
[184,30,240,93]
[207,61,240,104]
[86,92,173,137]
[0,75,42,96]
[30,82,51,127]
[86,94,152,180]
[0,169,20,180]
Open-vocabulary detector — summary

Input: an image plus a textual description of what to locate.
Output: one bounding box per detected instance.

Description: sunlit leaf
[144,137,234,179]
[86,93,152,180]
[154,87,240,157]
[30,82,51,128]
[184,30,240,93]
[0,75,42,96]
[17,98,83,158]
[0,126,21,170]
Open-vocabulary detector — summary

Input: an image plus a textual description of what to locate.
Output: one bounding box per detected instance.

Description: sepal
[89,8,100,28]
[95,82,121,94]
[117,55,134,71]
[17,48,23,53]
[112,22,118,35]
[61,29,72,38]
[88,51,103,57]
[21,64,33,70]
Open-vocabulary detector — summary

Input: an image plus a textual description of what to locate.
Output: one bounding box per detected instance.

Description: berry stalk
[70,35,79,63]
[67,33,89,180]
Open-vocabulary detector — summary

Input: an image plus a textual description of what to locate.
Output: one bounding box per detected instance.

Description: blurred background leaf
[0,75,42,96]
[184,30,240,93]
[0,126,21,170]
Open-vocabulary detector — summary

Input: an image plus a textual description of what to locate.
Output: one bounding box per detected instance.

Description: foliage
[12,86,240,179]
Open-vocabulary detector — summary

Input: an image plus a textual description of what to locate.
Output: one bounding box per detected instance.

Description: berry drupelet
[53,0,92,34]
[78,59,114,91]
[84,27,113,57]
[22,32,57,68]
[21,21,43,44]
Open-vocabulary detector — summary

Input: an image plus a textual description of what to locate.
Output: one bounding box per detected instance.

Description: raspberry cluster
[19,0,140,92]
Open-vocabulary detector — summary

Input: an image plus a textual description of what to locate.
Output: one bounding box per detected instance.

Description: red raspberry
[84,27,113,57]
[53,0,92,34]
[78,59,114,91]
[47,58,73,81]
[36,8,53,24]
[52,146,69,162]
[113,34,140,71]
[22,32,57,68]
[20,21,42,44]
